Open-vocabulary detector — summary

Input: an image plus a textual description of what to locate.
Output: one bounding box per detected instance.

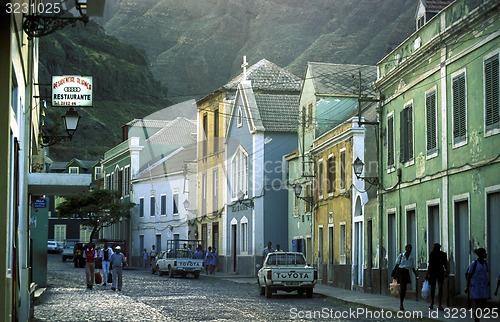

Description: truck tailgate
[271,267,315,282]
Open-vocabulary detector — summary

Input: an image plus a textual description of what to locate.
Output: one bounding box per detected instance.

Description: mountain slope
[102,0,417,102]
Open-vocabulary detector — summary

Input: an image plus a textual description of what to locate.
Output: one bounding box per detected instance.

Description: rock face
[102,0,417,102]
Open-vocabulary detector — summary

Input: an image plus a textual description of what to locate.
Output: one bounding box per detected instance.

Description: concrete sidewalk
[211,273,486,322]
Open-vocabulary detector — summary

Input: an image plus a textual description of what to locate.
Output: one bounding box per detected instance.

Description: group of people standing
[83,242,127,292]
[394,243,497,322]
[261,241,283,264]
[142,245,158,269]
[203,246,218,275]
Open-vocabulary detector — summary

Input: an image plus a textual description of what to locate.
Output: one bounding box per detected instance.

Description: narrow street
[32,254,423,321]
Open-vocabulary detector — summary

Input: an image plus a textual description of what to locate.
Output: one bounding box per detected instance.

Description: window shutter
[400,110,406,162]
[426,91,437,153]
[387,116,394,167]
[485,55,499,131]
[453,73,466,143]
[408,104,413,160]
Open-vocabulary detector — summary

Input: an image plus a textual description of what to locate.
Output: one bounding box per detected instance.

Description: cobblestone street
[31,254,430,322]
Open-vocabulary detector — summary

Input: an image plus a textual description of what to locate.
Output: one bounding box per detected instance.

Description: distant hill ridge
[39,0,418,160]
[101,0,417,102]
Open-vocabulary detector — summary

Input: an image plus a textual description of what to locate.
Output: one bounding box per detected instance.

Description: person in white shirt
[396,244,418,311]
[100,243,113,286]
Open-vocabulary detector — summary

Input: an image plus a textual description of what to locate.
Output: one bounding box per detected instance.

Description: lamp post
[40,108,81,147]
[23,0,105,39]
[294,184,314,206]
[352,157,379,186]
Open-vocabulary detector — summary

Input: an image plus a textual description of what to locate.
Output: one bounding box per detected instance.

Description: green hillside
[103,0,416,101]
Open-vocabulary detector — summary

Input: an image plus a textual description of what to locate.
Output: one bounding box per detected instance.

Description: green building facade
[376,0,499,302]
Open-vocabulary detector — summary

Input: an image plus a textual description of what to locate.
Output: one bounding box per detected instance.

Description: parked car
[47,241,63,254]
[151,251,166,275]
[61,245,74,262]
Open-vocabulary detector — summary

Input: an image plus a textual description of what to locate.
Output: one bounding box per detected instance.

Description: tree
[56,189,135,242]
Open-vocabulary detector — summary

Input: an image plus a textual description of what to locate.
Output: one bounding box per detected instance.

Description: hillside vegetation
[102,0,416,101]
[40,0,418,159]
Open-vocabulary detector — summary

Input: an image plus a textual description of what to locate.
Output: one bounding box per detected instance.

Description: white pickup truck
[156,240,204,279]
[257,252,317,298]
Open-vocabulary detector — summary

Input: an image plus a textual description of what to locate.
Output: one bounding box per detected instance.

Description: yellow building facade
[195,91,230,263]
[311,119,361,289]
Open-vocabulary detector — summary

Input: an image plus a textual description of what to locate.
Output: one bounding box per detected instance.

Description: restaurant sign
[52,75,93,107]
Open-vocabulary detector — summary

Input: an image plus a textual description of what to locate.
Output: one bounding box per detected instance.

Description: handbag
[421,280,430,300]
[391,253,403,279]
[389,279,400,297]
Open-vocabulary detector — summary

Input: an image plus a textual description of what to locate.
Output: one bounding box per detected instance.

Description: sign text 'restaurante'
[52,76,93,107]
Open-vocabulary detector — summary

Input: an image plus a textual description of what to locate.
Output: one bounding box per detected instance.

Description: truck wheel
[194,271,200,279]
[297,289,304,297]
[259,286,265,295]
[306,288,313,298]
[265,286,272,298]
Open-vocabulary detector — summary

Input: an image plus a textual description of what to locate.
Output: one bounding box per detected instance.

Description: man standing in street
[83,242,97,289]
[110,245,127,291]
[100,243,113,286]
[262,241,274,264]
[149,245,157,266]
[426,243,447,310]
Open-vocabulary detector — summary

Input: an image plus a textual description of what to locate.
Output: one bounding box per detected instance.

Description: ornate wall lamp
[40,108,81,147]
[294,183,314,207]
[23,0,105,38]
[352,157,379,186]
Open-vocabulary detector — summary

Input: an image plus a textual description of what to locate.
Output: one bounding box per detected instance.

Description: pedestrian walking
[142,248,149,269]
[262,241,274,264]
[210,247,218,274]
[205,246,214,275]
[100,243,113,286]
[110,245,127,291]
[149,245,157,265]
[83,242,97,290]
[425,243,447,310]
[396,244,418,311]
[465,247,489,322]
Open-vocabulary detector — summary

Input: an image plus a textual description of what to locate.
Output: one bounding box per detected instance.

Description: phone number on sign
[6,2,61,14]
[443,308,498,319]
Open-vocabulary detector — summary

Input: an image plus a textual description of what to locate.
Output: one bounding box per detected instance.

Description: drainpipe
[378,112,383,295]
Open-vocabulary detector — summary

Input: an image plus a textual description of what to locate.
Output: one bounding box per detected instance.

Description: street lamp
[237,190,254,209]
[352,157,379,186]
[294,183,314,206]
[40,108,81,147]
[23,0,105,38]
